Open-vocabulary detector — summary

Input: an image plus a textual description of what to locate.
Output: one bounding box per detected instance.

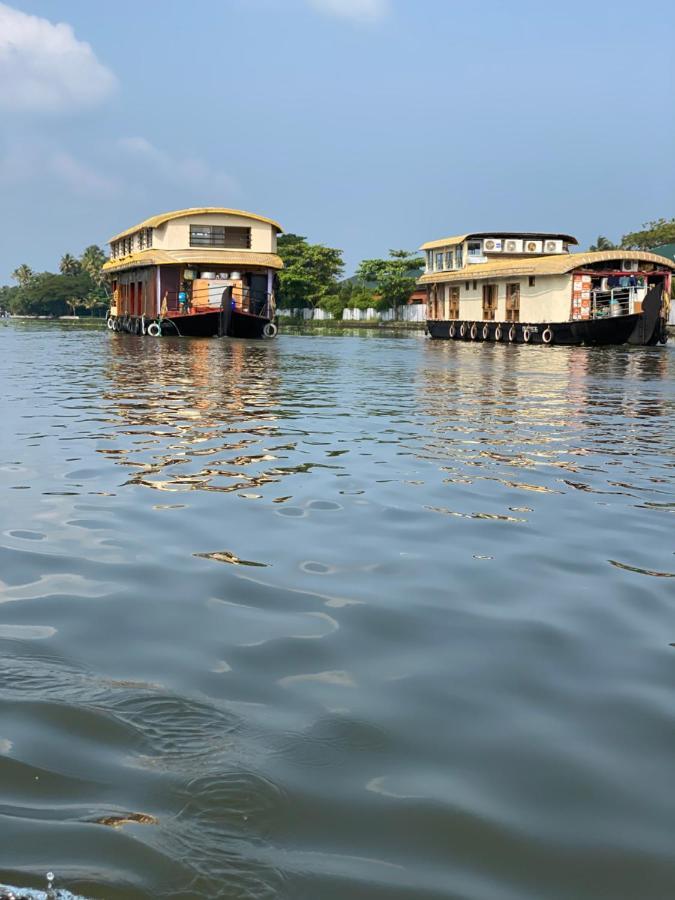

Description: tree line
[275,233,423,317]
[589,218,675,252]
[2,218,671,319]
[0,246,109,317]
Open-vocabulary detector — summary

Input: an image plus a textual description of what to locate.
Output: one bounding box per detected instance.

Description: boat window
[455,246,463,269]
[529,276,536,287]
[467,241,482,257]
[444,251,453,270]
[190,225,251,249]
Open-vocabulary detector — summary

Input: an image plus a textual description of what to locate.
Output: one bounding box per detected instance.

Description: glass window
[444,251,453,270]
[190,225,251,249]
[467,241,482,257]
[455,246,463,269]
[435,252,444,271]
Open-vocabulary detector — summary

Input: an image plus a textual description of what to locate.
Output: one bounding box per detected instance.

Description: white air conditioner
[504,239,523,253]
[483,238,503,253]
[543,239,563,253]
[523,240,543,253]
[621,260,639,272]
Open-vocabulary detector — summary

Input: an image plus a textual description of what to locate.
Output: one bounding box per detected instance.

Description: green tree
[11,264,34,287]
[11,272,93,317]
[80,244,107,283]
[620,218,675,250]
[355,249,424,311]
[59,253,81,275]
[277,233,344,308]
[589,235,616,252]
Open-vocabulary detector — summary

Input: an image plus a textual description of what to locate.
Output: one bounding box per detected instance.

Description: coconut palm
[79,245,107,284]
[589,236,616,252]
[59,253,81,275]
[11,264,34,286]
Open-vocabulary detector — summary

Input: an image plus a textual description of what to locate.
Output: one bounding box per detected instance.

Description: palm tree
[589,235,616,252]
[11,264,34,286]
[59,253,81,275]
[80,245,107,284]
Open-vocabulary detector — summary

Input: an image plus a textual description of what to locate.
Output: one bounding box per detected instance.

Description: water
[1,320,674,900]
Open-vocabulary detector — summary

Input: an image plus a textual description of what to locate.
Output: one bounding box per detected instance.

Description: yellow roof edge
[108,207,284,243]
[102,249,284,273]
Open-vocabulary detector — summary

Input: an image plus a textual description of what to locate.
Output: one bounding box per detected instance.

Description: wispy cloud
[0,138,118,193]
[306,0,390,24]
[0,2,116,113]
[117,136,238,194]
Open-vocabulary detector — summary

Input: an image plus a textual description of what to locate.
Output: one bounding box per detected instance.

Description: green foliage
[620,218,675,251]
[11,264,34,287]
[355,249,423,309]
[277,233,344,308]
[80,245,108,284]
[59,253,82,275]
[4,245,109,317]
[588,235,616,251]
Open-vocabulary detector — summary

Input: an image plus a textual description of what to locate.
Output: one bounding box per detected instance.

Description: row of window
[110,229,153,259]
[109,224,253,258]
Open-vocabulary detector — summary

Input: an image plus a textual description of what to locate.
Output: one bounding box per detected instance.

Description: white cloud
[0,2,116,113]
[117,136,237,193]
[306,0,389,23]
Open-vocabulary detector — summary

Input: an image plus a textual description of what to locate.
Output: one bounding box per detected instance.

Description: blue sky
[1,0,673,282]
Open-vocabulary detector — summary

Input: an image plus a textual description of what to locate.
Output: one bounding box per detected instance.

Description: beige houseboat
[103,208,283,338]
[419,232,674,345]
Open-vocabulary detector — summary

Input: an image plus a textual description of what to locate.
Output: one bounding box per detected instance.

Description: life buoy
[495,325,502,341]
[542,327,553,344]
[262,322,278,338]
[449,323,455,338]
[482,324,489,340]
[523,328,531,343]
[107,317,115,330]
[470,323,478,340]
[147,322,161,337]
[508,325,516,342]
[460,323,467,338]
[141,316,146,336]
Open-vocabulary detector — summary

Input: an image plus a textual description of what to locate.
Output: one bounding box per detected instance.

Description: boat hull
[108,309,276,339]
[426,313,667,346]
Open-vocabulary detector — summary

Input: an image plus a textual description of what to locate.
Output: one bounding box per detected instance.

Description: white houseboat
[419,232,674,345]
[103,208,283,338]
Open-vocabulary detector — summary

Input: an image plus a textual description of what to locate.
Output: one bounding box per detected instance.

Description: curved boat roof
[417,249,675,285]
[420,232,578,251]
[102,248,284,273]
[109,208,283,243]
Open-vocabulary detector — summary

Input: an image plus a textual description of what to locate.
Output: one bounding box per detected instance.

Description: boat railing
[161,285,275,319]
[590,288,636,319]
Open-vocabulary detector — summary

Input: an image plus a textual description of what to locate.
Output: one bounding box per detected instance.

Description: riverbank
[279,317,425,331]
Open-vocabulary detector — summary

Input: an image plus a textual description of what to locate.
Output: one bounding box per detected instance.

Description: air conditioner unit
[523,240,543,253]
[504,239,523,253]
[621,260,639,272]
[543,239,563,254]
[483,238,503,253]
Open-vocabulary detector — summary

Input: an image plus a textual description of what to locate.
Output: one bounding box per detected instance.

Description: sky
[0,0,674,282]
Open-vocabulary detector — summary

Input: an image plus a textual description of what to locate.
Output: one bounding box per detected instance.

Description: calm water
[1,321,674,900]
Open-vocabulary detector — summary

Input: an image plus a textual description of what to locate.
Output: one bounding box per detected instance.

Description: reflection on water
[0,321,674,899]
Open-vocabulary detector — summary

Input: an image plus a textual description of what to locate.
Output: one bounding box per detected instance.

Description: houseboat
[419,232,674,346]
[102,208,283,338]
